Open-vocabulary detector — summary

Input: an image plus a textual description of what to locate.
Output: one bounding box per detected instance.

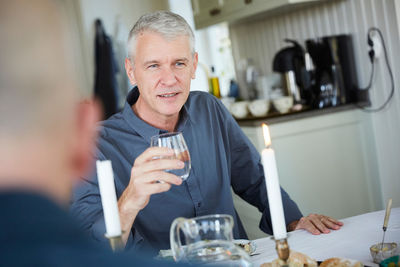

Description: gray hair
[127,11,195,60]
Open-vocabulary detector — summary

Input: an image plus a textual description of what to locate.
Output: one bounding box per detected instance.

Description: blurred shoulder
[97,111,127,139]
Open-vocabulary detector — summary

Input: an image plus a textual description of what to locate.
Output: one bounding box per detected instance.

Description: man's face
[125,31,198,123]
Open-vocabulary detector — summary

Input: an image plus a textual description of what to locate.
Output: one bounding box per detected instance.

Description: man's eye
[176,62,186,67]
[147,64,158,69]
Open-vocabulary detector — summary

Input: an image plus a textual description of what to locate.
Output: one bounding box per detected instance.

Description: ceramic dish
[233,239,257,255]
[370,242,398,264]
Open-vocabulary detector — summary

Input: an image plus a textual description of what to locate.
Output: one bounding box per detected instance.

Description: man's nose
[160,66,177,86]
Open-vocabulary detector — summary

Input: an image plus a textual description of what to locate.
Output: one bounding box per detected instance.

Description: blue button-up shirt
[71,88,302,252]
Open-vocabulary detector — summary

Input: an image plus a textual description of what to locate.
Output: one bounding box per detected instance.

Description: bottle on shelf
[209,66,221,98]
[229,79,239,99]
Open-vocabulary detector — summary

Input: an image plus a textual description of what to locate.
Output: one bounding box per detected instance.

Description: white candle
[261,124,287,240]
[96,160,122,237]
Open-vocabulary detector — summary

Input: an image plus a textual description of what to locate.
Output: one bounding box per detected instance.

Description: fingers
[120,171,181,212]
[140,181,172,195]
[118,177,173,213]
[295,215,322,235]
[119,147,185,213]
[131,159,183,185]
[134,147,175,165]
[139,158,184,174]
[295,217,320,235]
[135,170,183,186]
[325,216,344,227]
[295,214,343,235]
[125,179,173,202]
[323,216,343,230]
[132,147,185,183]
[313,216,330,234]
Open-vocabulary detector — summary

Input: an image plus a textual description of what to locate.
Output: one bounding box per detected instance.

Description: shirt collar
[122,87,190,144]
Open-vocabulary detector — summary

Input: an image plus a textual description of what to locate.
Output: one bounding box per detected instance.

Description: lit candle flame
[262,123,271,148]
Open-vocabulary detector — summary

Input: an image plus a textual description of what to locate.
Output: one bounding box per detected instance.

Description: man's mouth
[158,92,179,98]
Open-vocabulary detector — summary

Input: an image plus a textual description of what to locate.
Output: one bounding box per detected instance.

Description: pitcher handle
[170,217,186,261]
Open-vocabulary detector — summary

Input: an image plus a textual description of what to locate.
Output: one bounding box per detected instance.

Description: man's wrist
[118,195,140,216]
[287,220,299,232]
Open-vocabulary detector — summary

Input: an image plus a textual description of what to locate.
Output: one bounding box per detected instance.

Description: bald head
[0,0,99,204]
[0,0,77,136]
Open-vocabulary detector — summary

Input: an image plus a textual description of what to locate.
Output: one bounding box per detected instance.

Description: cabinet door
[237,110,379,225]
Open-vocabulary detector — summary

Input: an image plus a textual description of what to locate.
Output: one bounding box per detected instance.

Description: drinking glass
[150,132,191,180]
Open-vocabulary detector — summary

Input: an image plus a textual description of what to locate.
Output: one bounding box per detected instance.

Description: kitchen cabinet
[233,109,381,239]
[191,0,321,29]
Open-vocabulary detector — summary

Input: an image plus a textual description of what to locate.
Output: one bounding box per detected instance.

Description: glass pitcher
[170,214,252,266]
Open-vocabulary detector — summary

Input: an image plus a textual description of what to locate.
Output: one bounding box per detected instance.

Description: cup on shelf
[248,99,270,117]
[230,101,249,119]
[272,96,293,114]
[220,97,235,111]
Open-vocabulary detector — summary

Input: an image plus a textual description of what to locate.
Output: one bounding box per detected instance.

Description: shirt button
[197,202,201,208]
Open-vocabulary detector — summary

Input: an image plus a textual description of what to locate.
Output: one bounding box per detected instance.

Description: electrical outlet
[370,32,382,59]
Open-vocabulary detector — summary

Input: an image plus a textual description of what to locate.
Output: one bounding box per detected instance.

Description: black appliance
[306,34,359,108]
[272,39,306,105]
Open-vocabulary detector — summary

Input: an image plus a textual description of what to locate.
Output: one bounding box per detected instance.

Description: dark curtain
[94,19,119,119]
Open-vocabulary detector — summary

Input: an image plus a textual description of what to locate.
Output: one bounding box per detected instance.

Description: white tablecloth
[250,208,400,267]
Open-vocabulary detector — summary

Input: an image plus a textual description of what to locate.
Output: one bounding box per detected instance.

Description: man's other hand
[288,214,344,235]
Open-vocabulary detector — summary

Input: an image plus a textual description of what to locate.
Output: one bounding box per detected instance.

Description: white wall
[72,0,169,96]
[169,0,236,96]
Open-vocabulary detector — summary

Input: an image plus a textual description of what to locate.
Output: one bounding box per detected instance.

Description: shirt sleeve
[70,159,144,250]
[214,99,303,235]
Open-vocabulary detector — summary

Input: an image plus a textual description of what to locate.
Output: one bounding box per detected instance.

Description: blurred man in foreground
[0,1,187,266]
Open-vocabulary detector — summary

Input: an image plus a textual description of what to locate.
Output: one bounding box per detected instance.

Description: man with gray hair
[72,10,343,253]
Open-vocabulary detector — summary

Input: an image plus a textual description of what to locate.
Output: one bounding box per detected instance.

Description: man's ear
[125,58,136,86]
[71,99,101,178]
[191,52,198,79]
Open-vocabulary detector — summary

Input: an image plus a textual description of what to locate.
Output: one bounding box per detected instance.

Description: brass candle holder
[275,238,290,266]
[105,234,124,252]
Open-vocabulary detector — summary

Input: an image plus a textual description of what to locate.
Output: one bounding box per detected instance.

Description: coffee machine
[272,39,305,104]
[306,34,359,108]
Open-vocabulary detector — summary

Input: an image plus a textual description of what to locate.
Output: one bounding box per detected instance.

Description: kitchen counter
[235,103,362,126]
[233,105,380,240]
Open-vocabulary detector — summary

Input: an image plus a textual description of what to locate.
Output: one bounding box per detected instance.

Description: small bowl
[220,97,235,111]
[230,101,249,119]
[370,242,398,263]
[272,96,293,114]
[248,99,270,117]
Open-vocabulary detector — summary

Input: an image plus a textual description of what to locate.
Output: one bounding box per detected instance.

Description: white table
[250,208,400,267]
